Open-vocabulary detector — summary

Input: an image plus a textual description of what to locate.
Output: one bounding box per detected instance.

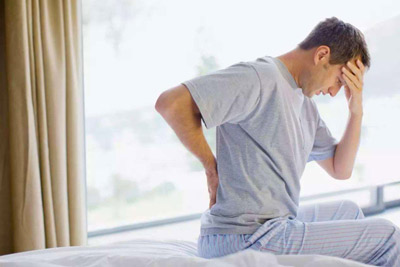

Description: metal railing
[88,181,400,238]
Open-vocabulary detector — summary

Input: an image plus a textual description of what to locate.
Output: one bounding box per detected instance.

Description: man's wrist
[349,110,363,118]
[203,157,217,174]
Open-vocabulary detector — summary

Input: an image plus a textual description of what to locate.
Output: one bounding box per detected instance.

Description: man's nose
[328,86,340,97]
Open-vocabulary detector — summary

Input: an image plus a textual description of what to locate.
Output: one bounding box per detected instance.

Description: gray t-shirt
[181,55,338,236]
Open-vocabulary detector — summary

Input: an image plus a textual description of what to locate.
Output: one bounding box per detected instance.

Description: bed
[0,238,375,266]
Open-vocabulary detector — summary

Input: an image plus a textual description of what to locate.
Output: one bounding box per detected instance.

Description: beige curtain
[0,0,87,255]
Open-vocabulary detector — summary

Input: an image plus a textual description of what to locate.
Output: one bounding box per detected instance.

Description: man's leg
[296,199,365,222]
[248,216,400,266]
[196,199,358,259]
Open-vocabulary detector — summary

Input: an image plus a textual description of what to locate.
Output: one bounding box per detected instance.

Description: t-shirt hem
[199,226,260,236]
[309,144,337,162]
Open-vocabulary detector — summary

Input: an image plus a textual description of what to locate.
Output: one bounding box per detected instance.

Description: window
[82,0,400,232]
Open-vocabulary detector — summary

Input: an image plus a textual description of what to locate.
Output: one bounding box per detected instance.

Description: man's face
[302,55,361,98]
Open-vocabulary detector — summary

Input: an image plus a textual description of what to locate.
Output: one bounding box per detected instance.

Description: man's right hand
[155,84,219,209]
[206,168,219,209]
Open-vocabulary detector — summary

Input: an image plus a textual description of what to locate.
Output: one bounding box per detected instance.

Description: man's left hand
[341,59,365,116]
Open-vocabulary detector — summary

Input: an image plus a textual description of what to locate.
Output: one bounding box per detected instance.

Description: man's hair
[298,17,371,69]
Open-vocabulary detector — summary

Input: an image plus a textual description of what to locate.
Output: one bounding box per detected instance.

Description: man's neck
[277,48,309,89]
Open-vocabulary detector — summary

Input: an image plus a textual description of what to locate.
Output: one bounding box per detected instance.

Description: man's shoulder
[246,56,278,74]
[243,56,281,87]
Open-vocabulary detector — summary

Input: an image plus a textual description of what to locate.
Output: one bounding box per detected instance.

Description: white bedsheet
[0,238,374,267]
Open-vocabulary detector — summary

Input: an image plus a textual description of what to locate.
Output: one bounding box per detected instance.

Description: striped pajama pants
[197,200,400,266]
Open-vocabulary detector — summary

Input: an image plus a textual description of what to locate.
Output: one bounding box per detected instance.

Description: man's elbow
[155,91,166,113]
[334,171,352,180]
[155,90,175,115]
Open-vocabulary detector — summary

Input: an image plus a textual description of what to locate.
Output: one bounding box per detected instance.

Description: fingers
[342,68,362,90]
[345,60,364,81]
[356,59,366,74]
[208,188,216,209]
[206,170,219,209]
[342,73,358,92]
[209,196,216,209]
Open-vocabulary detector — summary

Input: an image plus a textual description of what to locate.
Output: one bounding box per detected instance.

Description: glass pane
[384,183,400,202]
[300,190,372,209]
[82,0,400,231]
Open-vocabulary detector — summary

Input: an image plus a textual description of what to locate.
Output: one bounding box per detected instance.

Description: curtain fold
[0,0,87,255]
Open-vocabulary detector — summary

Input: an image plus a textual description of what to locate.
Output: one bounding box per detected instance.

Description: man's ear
[313,45,330,66]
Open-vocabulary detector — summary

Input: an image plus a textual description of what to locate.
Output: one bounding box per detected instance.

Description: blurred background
[81,0,400,244]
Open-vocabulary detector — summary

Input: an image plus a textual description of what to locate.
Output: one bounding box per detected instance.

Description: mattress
[0,238,375,266]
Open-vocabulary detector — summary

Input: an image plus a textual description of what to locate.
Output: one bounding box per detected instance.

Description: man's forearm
[157,106,217,173]
[333,112,363,179]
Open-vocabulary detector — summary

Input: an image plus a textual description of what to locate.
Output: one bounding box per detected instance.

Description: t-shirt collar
[270,56,304,116]
[271,56,300,90]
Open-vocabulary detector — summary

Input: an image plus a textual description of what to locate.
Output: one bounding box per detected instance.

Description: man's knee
[341,199,360,209]
[370,218,399,238]
[366,218,400,265]
[341,200,364,219]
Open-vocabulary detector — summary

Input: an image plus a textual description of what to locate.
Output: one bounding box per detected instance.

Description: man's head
[297,17,371,98]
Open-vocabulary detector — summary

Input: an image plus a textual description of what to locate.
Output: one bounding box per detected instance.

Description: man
[155,17,400,266]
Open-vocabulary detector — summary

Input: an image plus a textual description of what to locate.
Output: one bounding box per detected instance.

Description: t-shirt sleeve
[307,111,339,163]
[181,62,261,129]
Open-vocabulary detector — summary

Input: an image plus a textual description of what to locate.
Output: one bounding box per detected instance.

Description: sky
[82,0,400,117]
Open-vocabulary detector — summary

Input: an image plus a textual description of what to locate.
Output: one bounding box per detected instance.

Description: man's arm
[316,112,363,180]
[155,84,219,208]
[317,59,366,180]
[155,84,217,171]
